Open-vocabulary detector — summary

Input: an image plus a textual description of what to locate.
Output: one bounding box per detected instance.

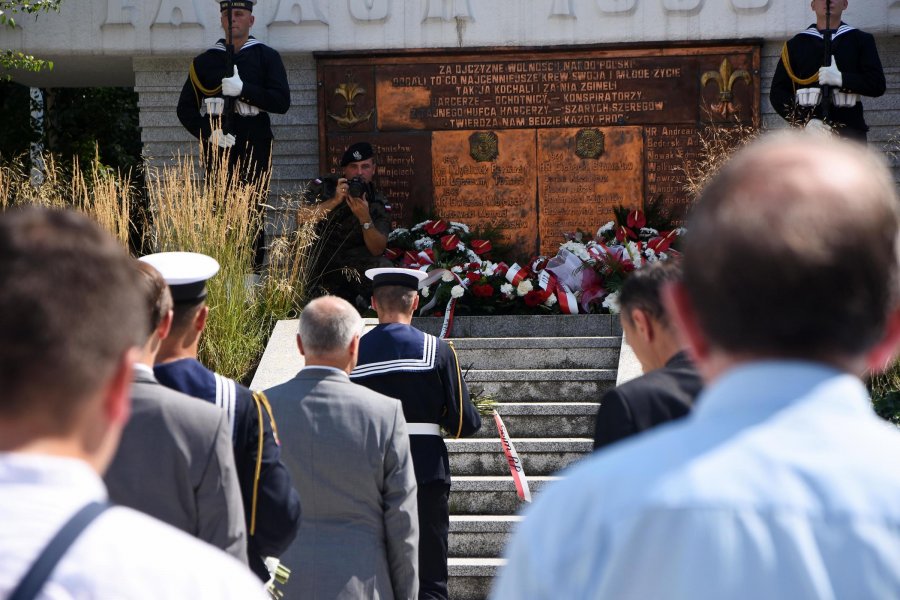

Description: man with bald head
[264,296,419,599]
[492,132,900,599]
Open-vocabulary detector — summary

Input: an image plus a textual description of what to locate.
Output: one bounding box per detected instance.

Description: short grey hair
[298,296,362,356]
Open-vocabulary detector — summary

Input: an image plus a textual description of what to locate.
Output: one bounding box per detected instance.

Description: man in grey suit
[265,296,419,599]
[104,261,247,561]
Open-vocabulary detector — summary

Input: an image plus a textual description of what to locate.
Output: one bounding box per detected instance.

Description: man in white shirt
[0,207,266,599]
[492,132,900,599]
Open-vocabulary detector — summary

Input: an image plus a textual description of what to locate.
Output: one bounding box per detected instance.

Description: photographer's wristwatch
[362,221,373,231]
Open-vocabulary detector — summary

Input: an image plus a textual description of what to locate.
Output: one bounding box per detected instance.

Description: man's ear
[865,307,900,374]
[371,295,378,312]
[296,334,305,356]
[195,305,209,334]
[104,346,138,427]
[662,282,710,365]
[412,293,420,312]
[156,310,174,342]
[629,308,653,343]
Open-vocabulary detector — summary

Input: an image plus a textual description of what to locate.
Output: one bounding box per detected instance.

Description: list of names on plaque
[537,127,644,255]
[431,129,536,257]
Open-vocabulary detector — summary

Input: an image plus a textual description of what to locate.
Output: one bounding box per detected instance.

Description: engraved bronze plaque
[317,44,760,254]
[538,127,644,255]
[432,129,537,258]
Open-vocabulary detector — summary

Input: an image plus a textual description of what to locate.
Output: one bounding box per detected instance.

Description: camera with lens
[303,174,339,204]
[346,176,369,198]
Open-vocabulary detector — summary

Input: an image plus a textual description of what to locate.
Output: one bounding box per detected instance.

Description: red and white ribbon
[493,410,531,503]
[505,263,527,286]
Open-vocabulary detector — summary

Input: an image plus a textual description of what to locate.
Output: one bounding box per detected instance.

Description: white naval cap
[138,252,220,303]
[365,267,428,290]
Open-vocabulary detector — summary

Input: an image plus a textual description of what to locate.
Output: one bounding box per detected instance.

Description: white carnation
[482,262,496,277]
[544,294,557,308]
[597,221,615,236]
[644,247,658,263]
[450,285,465,298]
[561,241,590,261]
[388,228,408,241]
[451,265,463,274]
[500,283,515,297]
[415,237,434,249]
[602,291,620,314]
[516,280,533,296]
[420,285,431,298]
[441,271,456,282]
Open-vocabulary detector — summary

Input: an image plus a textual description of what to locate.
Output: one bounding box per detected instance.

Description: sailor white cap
[138,252,220,303]
[365,267,428,290]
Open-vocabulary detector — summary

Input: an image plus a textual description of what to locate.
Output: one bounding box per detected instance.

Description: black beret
[341,142,374,167]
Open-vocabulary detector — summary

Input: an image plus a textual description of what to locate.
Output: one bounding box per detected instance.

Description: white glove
[235,100,260,116]
[818,56,842,87]
[804,118,832,136]
[210,128,236,148]
[221,66,243,97]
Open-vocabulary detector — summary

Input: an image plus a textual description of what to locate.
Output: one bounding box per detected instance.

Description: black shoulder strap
[8,501,110,600]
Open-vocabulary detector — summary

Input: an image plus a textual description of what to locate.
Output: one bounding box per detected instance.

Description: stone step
[448,558,504,600]
[450,475,558,515]
[471,402,599,438]
[449,515,521,559]
[411,314,621,338]
[449,438,591,477]
[452,336,619,370]
[466,368,616,402]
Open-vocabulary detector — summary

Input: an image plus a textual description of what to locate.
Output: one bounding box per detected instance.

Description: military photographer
[304,142,392,312]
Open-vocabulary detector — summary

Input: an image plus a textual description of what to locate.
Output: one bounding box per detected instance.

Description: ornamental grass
[0,145,319,385]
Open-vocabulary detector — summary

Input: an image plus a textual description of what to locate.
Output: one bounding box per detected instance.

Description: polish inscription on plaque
[431,129,537,257]
[318,44,759,253]
[537,127,644,255]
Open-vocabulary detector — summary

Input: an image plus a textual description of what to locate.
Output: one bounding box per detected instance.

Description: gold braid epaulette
[781,41,819,86]
[189,60,223,108]
[447,340,465,439]
[249,390,280,536]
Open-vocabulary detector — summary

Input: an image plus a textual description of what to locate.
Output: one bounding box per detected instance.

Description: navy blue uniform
[351,323,481,600]
[770,23,885,141]
[177,36,289,182]
[155,358,301,581]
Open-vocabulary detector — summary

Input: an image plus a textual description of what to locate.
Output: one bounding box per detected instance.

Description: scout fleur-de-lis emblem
[328,75,375,128]
[700,58,751,118]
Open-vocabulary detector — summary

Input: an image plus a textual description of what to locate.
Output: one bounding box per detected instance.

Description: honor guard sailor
[351,268,482,600]
[770,0,885,141]
[177,0,289,182]
[140,251,301,582]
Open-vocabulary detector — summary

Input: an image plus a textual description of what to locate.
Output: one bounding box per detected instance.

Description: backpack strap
[9,501,110,600]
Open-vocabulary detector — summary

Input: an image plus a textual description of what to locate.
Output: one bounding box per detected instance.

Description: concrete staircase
[409,315,623,600]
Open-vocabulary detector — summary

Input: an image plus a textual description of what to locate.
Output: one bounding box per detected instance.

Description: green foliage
[868,363,900,427]
[1,1,62,77]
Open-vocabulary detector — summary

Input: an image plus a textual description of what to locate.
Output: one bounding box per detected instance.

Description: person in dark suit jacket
[105,261,247,561]
[594,260,703,450]
[265,295,419,600]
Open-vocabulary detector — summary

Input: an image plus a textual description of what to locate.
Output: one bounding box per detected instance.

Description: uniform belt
[407,423,441,436]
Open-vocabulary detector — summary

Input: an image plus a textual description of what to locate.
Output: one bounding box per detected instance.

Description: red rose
[466,271,482,283]
[440,234,460,251]
[472,239,492,255]
[626,210,646,229]
[524,289,552,307]
[424,220,448,235]
[472,284,494,298]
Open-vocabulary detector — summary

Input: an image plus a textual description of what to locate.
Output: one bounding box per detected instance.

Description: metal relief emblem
[575,129,605,159]
[701,58,751,118]
[328,75,375,128]
[469,131,499,162]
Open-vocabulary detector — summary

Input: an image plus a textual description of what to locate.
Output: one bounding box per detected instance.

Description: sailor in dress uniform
[350,268,482,600]
[139,252,301,582]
